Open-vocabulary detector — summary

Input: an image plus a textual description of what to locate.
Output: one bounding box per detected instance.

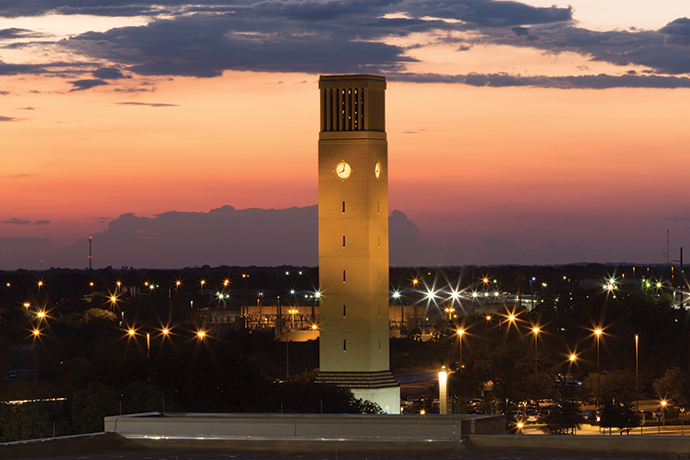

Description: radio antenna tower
[89,236,93,270]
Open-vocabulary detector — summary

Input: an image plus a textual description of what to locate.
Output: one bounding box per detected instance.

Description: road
[521,422,690,436]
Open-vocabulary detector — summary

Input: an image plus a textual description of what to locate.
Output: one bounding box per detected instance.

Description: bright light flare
[449,289,461,302]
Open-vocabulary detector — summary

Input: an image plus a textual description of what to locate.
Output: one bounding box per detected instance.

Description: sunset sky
[1,0,690,270]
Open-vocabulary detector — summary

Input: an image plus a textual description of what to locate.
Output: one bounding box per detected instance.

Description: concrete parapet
[104,412,504,452]
[469,433,690,456]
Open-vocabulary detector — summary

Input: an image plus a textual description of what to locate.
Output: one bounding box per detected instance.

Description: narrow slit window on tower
[378,304,381,317]
[342,201,345,213]
[378,339,381,351]
[343,270,346,282]
[377,201,380,214]
[343,235,346,247]
[343,340,347,351]
[378,235,380,248]
[378,269,381,283]
[343,304,346,317]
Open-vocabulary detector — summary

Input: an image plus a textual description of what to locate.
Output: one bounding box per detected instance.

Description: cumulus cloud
[660,17,690,46]
[0,205,429,269]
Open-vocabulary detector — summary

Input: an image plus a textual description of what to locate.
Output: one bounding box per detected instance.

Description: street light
[288,308,298,328]
[457,328,465,366]
[32,327,41,393]
[635,334,639,413]
[594,328,603,408]
[532,327,540,375]
[392,290,402,328]
[412,278,419,328]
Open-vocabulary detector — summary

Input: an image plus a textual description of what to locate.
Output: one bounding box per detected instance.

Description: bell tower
[315,75,400,414]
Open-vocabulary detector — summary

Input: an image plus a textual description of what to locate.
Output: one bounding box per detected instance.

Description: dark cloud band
[2,0,690,90]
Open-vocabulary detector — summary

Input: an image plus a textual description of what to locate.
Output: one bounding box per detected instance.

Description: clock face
[335,161,351,179]
[375,161,382,179]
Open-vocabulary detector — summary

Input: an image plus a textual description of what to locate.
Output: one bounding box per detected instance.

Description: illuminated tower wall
[315,74,400,414]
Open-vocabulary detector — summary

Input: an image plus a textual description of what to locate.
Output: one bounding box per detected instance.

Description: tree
[600,402,640,434]
[540,400,581,435]
[70,382,119,433]
[82,308,117,324]
[580,369,638,405]
[654,367,690,406]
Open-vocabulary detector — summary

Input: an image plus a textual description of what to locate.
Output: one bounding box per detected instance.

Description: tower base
[352,386,401,415]
[316,371,401,414]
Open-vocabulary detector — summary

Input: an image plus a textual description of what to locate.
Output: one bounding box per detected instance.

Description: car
[578,409,593,422]
[525,411,540,423]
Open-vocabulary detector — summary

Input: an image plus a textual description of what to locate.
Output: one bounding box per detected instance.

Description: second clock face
[375,161,382,179]
[335,161,351,179]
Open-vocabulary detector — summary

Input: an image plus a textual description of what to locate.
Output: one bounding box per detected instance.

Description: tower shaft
[316,75,399,413]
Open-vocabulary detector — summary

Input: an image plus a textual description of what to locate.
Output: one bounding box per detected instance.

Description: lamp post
[412,278,419,329]
[594,328,602,409]
[32,328,40,394]
[530,277,535,311]
[635,334,639,413]
[392,291,402,329]
[457,328,465,366]
[532,327,540,375]
[286,329,290,381]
